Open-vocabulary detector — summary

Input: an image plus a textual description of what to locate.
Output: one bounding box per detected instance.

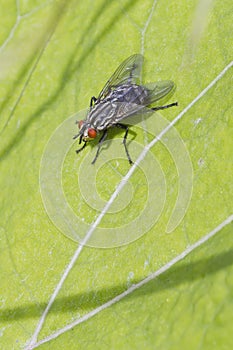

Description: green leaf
[0,0,232,349]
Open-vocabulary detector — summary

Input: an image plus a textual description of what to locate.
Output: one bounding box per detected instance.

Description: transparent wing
[109,80,176,124]
[143,80,175,105]
[97,54,143,101]
[109,102,151,124]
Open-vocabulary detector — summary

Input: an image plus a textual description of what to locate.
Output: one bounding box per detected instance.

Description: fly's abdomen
[110,84,149,105]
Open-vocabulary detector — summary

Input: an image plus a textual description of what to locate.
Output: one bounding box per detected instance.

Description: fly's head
[74,120,97,144]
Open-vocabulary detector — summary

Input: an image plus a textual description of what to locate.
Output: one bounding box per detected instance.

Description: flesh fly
[73,54,178,164]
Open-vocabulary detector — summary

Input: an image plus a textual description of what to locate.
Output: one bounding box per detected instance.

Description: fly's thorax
[87,101,118,131]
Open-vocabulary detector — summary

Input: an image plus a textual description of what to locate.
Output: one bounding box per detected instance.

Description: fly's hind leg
[116,123,133,165]
[152,102,178,111]
[92,130,108,164]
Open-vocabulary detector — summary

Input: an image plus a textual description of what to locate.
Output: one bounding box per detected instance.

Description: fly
[73,54,178,164]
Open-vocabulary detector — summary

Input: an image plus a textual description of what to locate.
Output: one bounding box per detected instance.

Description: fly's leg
[116,123,133,165]
[90,96,97,107]
[76,141,87,154]
[152,102,178,111]
[92,130,108,164]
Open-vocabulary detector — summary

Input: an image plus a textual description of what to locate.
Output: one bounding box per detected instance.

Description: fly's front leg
[152,102,178,111]
[76,141,87,154]
[92,129,108,164]
[116,123,133,165]
[90,96,97,107]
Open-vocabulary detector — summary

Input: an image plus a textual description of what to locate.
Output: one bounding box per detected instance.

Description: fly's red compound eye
[78,120,84,129]
[88,128,97,139]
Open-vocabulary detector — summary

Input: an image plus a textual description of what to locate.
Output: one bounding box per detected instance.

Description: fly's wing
[109,102,151,125]
[143,80,175,105]
[97,54,143,101]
